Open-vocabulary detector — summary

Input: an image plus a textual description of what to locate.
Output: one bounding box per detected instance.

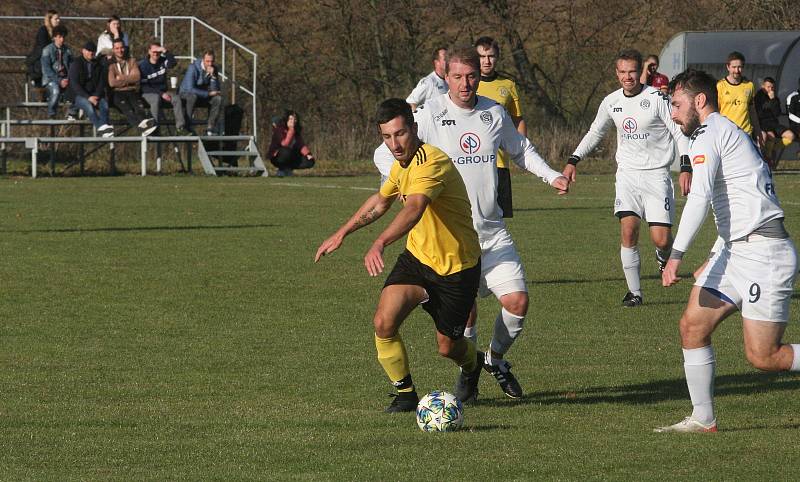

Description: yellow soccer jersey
[477,75,522,168]
[717,78,755,134]
[379,143,480,276]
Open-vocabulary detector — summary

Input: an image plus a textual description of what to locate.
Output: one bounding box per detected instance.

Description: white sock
[790,344,800,372]
[463,325,477,344]
[489,308,525,358]
[620,246,641,296]
[683,346,716,425]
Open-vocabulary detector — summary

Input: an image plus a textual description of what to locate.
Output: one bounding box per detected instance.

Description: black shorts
[384,250,480,340]
[497,167,513,218]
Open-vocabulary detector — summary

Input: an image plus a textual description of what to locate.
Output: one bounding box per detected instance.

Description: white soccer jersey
[373,144,394,180]
[672,112,784,252]
[414,93,562,243]
[406,71,448,107]
[573,86,688,170]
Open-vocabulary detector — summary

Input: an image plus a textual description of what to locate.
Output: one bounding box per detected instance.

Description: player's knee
[678,315,709,345]
[745,347,781,371]
[436,336,457,358]
[372,314,397,338]
[501,292,528,317]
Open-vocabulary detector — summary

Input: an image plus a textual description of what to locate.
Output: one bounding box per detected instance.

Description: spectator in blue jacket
[139,40,187,134]
[41,25,78,119]
[179,50,223,136]
[68,41,113,138]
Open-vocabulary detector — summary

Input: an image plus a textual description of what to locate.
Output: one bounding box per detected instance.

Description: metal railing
[0,15,258,141]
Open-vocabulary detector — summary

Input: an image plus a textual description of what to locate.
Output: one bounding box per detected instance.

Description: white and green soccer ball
[416,390,463,432]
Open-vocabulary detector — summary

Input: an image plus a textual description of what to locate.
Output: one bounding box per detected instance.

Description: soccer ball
[416,390,464,432]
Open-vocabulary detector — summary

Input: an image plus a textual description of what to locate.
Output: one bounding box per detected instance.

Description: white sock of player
[620,246,641,296]
[488,308,525,363]
[790,344,800,371]
[683,345,716,425]
[463,325,477,344]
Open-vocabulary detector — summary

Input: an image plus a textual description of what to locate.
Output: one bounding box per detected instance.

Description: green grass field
[1,172,799,480]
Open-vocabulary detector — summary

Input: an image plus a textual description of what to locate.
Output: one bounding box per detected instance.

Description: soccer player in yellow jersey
[315,98,483,413]
[475,36,526,218]
[717,51,764,144]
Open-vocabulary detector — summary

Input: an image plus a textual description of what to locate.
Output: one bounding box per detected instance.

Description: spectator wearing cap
[41,24,79,119]
[640,54,669,93]
[651,74,669,95]
[138,40,187,135]
[68,40,113,137]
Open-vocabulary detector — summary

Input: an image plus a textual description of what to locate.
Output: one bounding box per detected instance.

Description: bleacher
[0,15,266,177]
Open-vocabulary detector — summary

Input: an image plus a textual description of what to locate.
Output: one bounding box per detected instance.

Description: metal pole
[222,37,226,79]
[141,137,147,176]
[79,124,85,174]
[253,53,258,142]
[190,18,195,60]
[32,139,38,178]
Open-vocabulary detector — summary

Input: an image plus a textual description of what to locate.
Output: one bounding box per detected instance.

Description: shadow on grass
[464,424,514,432]
[1,223,278,234]
[529,274,663,285]
[477,372,800,408]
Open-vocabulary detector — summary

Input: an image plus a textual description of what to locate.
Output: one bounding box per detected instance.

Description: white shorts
[614,169,674,225]
[695,236,797,322]
[478,238,527,298]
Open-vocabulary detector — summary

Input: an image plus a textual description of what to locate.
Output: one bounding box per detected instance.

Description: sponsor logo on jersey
[460,133,481,154]
[441,119,456,126]
[692,154,705,165]
[620,117,650,140]
[622,117,638,133]
[613,107,623,113]
[690,125,707,141]
[480,111,493,126]
[454,154,496,165]
[640,99,650,109]
[433,108,448,122]
[499,87,509,98]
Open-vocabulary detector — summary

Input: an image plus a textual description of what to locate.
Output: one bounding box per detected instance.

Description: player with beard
[316,99,482,413]
[656,69,799,433]
[564,49,691,307]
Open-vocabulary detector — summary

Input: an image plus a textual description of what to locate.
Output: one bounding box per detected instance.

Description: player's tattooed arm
[315,193,394,262]
[353,207,381,229]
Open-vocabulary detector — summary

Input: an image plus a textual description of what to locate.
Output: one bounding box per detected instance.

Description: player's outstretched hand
[562,163,577,183]
[315,234,344,263]
[662,258,682,286]
[552,176,570,195]
[364,241,385,277]
[679,172,692,196]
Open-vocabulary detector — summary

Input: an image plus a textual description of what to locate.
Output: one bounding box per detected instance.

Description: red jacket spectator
[268,110,315,176]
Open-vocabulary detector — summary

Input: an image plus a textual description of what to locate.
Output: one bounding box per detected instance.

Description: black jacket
[69,55,107,99]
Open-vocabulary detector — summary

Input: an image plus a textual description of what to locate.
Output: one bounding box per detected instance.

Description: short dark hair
[112,38,125,46]
[148,39,162,50]
[727,51,745,64]
[669,68,719,110]
[203,50,215,59]
[432,47,447,62]
[646,54,660,63]
[52,25,67,38]
[763,76,776,84]
[446,45,480,73]
[376,98,414,129]
[616,48,642,70]
[474,36,500,56]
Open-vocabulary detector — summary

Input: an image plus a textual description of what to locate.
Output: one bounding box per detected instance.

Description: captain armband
[567,155,581,166]
[679,155,692,173]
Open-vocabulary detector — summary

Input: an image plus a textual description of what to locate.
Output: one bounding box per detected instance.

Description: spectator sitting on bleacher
[69,41,114,138]
[268,110,315,177]
[96,15,129,60]
[26,9,60,88]
[41,25,79,120]
[107,39,156,136]
[755,76,795,168]
[179,50,223,136]
[139,40,188,135]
